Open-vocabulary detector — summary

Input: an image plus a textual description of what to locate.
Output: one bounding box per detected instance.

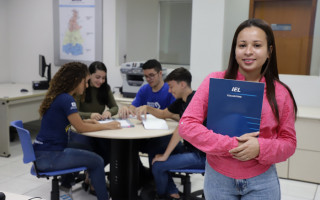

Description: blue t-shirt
[33,93,78,151]
[132,83,175,109]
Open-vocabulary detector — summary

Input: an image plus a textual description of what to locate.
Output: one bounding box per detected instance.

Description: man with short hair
[136,67,206,200]
[119,59,175,118]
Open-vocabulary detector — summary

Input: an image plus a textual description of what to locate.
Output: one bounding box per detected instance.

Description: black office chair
[170,168,205,200]
[0,192,5,200]
[11,120,87,200]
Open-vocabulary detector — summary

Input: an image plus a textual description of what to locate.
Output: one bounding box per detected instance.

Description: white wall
[222,0,250,68]
[1,0,320,107]
[116,0,127,65]
[7,0,57,83]
[0,0,9,83]
[189,0,225,88]
[126,0,158,62]
[103,0,122,90]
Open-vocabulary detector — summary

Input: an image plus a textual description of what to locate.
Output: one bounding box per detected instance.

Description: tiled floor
[1,134,320,200]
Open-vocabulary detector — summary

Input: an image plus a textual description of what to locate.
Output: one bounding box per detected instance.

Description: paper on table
[142,114,168,130]
[99,118,134,128]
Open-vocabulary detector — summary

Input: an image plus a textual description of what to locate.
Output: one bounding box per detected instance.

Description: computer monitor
[32,55,51,90]
[39,54,51,82]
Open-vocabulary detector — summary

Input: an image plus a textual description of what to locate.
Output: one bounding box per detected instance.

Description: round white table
[82,118,178,200]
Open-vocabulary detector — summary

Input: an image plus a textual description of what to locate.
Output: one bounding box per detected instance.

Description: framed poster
[53,0,103,66]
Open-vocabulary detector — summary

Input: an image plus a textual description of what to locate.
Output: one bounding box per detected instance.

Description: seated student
[119,59,175,119]
[72,61,119,194]
[33,62,121,200]
[71,61,118,152]
[77,61,118,120]
[135,67,206,200]
[118,59,182,181]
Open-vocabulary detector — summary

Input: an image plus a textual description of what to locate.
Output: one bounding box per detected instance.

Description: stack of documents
[141,114,168,130]
[99,118,134,128]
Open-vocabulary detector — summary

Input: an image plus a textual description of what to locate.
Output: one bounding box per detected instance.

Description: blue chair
[10,120,87,200]
[169,168,205,200]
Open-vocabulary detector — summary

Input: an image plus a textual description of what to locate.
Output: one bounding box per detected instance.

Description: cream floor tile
[24,181,97,200]
[0,176,44,194]
[314,186,320,200]
[190,173,204,192]
[282,196,312,200]
[0,159,31,178]
[0,153,21,167]
[23,181,52,200]
[280,178,317,200]
[72,185,97,200]
[18,173,48,183]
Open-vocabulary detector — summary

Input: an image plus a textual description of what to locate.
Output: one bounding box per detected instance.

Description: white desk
[82,118,178,200]
[113,93,133,107]
[0,83,46,157]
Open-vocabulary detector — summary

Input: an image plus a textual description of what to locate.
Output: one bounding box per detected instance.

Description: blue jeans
[139,135,184,165]
[69,131,93,150]
[152,151,206,196]
[35,148,109,200]
[69,131,111,166]
[204,162,280,200]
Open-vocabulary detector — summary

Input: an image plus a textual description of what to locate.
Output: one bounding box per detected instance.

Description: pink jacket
[179,71,296,179]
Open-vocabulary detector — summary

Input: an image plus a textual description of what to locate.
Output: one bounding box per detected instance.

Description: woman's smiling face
[235,26,270,81]
[90,69,106,88]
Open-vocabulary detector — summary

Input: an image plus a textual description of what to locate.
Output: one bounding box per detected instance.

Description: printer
[120,61,167,98]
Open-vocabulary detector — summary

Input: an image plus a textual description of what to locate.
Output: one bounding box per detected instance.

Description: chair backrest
[10,120,36,164]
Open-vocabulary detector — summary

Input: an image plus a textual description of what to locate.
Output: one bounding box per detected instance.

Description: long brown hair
[224,18,297,122]
[39,62,89,117]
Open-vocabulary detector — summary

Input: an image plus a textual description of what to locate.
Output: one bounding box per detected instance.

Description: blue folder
[206,78,265,137]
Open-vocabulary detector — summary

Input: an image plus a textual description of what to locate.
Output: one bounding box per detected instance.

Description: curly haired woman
[33,62,120,200]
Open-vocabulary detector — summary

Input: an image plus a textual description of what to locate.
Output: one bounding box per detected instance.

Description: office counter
[276,106,320,184]
[0,83,46,157]
[113,93,133,107]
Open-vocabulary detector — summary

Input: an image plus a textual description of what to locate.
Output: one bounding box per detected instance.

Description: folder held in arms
[206,78,264,137]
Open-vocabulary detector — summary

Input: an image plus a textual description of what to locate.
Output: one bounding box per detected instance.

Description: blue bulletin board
[53,0,103,66]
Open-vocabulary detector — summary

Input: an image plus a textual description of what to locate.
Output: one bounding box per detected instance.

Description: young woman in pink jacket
[179,18,297,199]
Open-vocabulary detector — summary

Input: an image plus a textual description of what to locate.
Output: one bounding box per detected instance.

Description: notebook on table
[99,118,134,128]
[141,114,169,130]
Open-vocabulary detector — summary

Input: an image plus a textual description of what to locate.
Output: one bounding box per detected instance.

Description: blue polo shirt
[132,83,175,109]
[33,93,78,151]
